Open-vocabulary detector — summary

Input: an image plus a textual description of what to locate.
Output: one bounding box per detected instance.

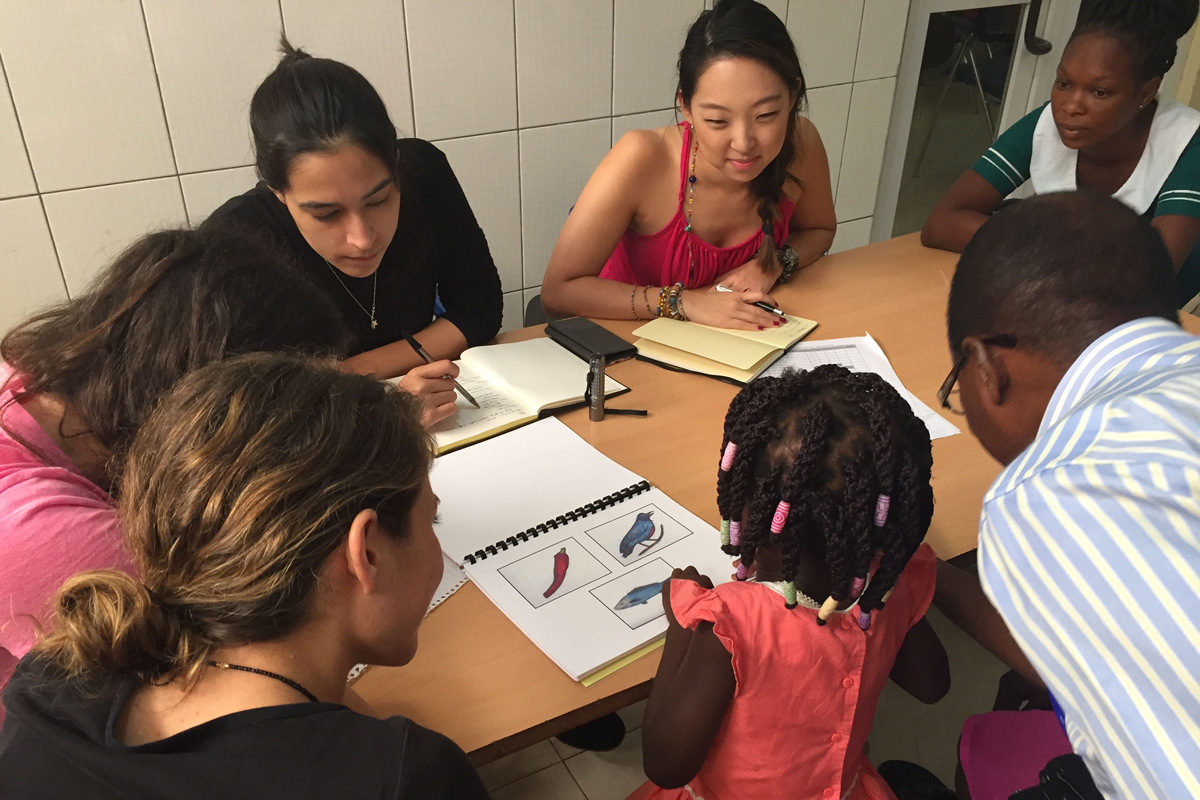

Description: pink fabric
[631,544,938,800]
[0,365,131,717]
[599,122,797,289]
[960,711,1074,800]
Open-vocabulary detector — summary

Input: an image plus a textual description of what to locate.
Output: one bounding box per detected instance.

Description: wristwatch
[776,245,801,284]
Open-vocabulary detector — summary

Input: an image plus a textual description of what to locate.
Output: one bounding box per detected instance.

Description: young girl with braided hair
[633,365,950,800]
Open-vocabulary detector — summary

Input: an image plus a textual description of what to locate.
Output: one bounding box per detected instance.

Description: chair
[912,10,1016,177]
[524,292,549,327]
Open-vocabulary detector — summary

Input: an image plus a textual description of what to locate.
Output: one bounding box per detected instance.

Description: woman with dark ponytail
[924,0,1200,307]
[541,0,837,328]
[207,41,502,409]
[0,354,489,799]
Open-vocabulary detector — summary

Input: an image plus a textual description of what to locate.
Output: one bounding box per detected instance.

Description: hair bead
[719,518,731,546]
[783,581,798,609]
[720,441,738,472]
[816,595,838,625]
[735,561,750,581]
[850,577,865,598]
[874,494,891,527]
[857,609,872,630]
[729,520,741,546]
[770,501,790,535]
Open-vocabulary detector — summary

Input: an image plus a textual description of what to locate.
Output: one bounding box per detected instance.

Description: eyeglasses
[938,334,1018,414]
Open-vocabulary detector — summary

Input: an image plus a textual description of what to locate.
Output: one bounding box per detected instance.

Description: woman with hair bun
[540,0,837,329]
[208,41,502,411]
[0,227,347,718]
[923,0,1200,306]
[0,354,489,799]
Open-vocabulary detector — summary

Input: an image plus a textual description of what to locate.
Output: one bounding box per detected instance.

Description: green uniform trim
[971,104,1043,195]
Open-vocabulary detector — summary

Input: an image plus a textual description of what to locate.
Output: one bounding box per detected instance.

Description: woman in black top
[207,42,503,424]
[0,354,489,800]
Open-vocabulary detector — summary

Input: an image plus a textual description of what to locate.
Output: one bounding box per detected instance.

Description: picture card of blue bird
[431,418,732,682]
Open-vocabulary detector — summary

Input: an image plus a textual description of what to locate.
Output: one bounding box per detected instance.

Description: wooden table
[355,232,1199,763]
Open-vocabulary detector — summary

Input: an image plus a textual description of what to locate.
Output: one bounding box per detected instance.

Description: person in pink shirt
[0,227,350,718]
[541,0,836,329]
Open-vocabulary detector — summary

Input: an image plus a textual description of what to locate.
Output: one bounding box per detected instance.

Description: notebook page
[461,338,627,413]
[714,314,818,348]
[431,417,644,563]
[633,318,776,370]
[428,362,537,452]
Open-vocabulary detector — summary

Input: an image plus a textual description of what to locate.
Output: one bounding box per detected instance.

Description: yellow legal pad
[633,315,818,383]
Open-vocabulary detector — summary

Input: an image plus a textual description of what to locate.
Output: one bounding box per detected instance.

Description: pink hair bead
[874,494,891,527]
[850,577,865,598]
[720,441,738,472]
[736,562,750,581]
[729,520,741,546]
[858,609,872,630]
[770,501,790,535]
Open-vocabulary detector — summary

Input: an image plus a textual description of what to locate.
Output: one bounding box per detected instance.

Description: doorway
[873,0,1083,241]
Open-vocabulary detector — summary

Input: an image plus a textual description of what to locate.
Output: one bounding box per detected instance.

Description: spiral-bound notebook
[431,418,732,682]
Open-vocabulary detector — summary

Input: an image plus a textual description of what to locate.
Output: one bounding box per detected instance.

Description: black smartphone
[546,317,638,365]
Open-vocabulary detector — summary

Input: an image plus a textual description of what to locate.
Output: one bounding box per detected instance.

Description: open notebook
[633,315,818,383]
[431,418,732,682]
[420,338,628,453]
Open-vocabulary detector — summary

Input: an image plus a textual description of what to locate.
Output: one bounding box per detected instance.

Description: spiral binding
[462,480,652,564]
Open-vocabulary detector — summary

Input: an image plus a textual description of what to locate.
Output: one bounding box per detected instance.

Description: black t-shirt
[206,139,503,357]
[0,657,491,800]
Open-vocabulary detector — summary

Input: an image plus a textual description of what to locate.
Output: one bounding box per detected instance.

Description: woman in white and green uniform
[924,0,1200,306]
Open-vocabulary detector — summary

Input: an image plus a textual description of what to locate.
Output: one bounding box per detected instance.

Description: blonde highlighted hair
[34,353,432,685]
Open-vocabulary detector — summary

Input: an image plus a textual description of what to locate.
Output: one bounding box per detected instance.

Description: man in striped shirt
[941,192,1200,799]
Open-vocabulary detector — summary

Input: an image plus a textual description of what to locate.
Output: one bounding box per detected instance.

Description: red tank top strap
[676,122,692,206]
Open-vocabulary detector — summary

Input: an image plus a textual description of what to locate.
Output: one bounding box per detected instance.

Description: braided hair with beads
[1074,0,1199,81]
[716,365,933,625]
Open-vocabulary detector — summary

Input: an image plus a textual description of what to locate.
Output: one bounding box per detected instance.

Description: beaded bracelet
[665,282,685,320]
[643,286,657,319]
[630,285,641,320]
[658,286,670,319]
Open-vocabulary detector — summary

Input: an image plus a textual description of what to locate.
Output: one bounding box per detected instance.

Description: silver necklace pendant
[370,317,378,330]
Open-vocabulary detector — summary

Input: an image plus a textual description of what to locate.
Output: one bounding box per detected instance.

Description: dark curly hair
[1074,0,1199,81]
[716,366,934,617]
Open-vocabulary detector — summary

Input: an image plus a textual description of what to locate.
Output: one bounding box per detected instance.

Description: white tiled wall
[0,0,909,333]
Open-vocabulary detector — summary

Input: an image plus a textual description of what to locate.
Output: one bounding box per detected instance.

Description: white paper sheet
[760,333,960,440]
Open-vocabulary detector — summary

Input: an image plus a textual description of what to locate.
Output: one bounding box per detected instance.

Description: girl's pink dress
[0,366,132,723]
[630,544,937,800]
[599,122,797,289]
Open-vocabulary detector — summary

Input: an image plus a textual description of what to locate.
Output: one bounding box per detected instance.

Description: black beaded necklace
[205,660,320,703]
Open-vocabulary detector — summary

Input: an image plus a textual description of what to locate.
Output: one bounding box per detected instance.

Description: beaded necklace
[324,259,378,330]
[683,138,699,288]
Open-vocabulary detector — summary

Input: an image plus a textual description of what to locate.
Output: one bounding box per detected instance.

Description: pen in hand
[714,284,787,318]
[400,330,481,409]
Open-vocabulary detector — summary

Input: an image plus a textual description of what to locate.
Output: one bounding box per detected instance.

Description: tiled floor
[480,607,1007,798]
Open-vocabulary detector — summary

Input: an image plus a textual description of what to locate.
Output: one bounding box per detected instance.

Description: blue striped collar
[1038,317,1189,436]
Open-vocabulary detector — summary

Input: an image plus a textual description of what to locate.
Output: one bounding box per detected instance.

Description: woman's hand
[713,257,782,295]
[681,287,782,330]
[396,360,460,428]
[662,566,714,627]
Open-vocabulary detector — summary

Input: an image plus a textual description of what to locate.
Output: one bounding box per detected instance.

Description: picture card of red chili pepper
[497,538,611,609]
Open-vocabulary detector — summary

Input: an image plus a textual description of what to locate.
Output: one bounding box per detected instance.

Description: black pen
[606,408,649,417]
[714,284,787,317]
[400,330,481,409]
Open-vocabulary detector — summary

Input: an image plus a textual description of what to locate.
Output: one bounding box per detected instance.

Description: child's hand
[662,566,714,627]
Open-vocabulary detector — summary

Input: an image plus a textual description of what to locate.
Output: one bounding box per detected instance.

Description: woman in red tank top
[541,0,836,330]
